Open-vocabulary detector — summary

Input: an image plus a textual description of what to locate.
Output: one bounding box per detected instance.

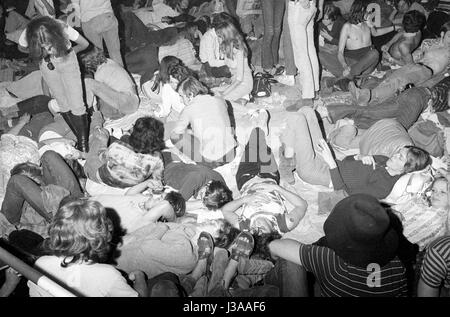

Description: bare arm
[72,33,89,54]
[337,24,350,69]
[383,31,403,52]
[268,239,303,265]
[186,199,205,211]
[7,114,30,136]
[371,25,396,37]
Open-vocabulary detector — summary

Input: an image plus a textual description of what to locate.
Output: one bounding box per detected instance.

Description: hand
[354,154,376,170]
[18,113,31,125]
[342,67,351,78]
[316,139,335,167]
[146,179,164,191]
[128,270,146,283]
[320,30,330,40]
[5,268,21,288]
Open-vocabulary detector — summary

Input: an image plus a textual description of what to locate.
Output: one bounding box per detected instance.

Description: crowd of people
[0,0,449,297]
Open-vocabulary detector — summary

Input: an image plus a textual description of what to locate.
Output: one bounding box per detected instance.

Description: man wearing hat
[268,193,418,297]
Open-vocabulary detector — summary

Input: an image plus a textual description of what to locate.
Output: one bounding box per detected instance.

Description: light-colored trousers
[281,107,331,186]
[287,0,320,98]
[82,12,123,66]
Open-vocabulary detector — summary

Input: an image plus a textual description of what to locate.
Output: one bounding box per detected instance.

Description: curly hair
[44,199,113,267]
[165,191,186,217]
[80,47,108,75]
[347,0,367,25]
[203,180,233,210]
[26,16,71,61]
[128,116,166,155]
[402,10,426,33]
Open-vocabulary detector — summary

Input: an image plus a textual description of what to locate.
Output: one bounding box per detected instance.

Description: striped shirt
[437,0,450,13]
[420,236,450,290]
[299,244,408,297]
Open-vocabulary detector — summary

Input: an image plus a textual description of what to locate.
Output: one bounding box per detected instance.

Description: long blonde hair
[215,21,248,60]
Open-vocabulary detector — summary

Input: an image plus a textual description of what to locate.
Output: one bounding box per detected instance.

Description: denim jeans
[281,107,331,186]
[261,0,285,70]
[344,45,380,80]
[121,11,180,50]
[82,12,123,66]
[281,0,296,76]
[84,78,139,120]
[18,112,54,142]
[116,222,198,279]
[318,44,342,77]
[328,87,431,130]
[264,258,309,297]
[39,50,86,115]
[371,64,433,105]
[124,44,160,76]
[236,128,279,191]
[287,0,320,98]
[0,151,82,225]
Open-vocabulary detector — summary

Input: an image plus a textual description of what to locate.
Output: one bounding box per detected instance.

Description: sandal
[197,231,214,279]
[230,231,254,262]
[197,231,214,260]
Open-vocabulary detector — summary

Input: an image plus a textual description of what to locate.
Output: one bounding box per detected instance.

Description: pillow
[360,119,413,157]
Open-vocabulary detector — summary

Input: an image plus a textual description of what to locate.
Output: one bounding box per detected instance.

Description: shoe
[61,111,90,153]
[230,232,254,262]
[275,74,295,86]
[274,65,285,76]
[197,231,215,280]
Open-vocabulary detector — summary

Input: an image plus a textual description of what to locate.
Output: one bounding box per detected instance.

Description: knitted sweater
[330,155,401,199]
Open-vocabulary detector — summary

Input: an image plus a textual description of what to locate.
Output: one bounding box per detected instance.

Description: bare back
[389,32,422,64]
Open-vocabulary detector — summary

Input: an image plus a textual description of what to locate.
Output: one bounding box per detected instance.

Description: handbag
[251,72,277,98]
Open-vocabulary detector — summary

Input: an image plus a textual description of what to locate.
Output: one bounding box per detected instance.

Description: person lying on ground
[281,107,432,199]
[349,21,450,106]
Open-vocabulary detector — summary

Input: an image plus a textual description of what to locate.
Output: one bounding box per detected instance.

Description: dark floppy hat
[323,194,399,268]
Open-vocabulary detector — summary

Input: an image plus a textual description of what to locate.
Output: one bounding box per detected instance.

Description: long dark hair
[26,16,70,61]
[348,0,367,25]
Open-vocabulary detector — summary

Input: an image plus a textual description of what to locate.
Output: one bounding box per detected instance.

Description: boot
[61,111,90,153]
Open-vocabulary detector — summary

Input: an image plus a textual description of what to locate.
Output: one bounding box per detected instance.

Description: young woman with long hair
[214,20,253,102]
[19,16,90,152]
